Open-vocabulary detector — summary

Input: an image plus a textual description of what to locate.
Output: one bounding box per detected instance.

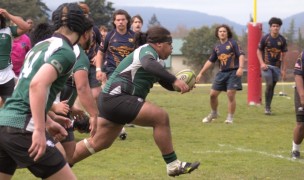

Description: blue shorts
[212,70,242,91]
[261,65,281,83]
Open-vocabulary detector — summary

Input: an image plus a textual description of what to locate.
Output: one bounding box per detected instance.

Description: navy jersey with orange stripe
[100,29,135,72]
[208,39,245,71]
[258,33,288,68]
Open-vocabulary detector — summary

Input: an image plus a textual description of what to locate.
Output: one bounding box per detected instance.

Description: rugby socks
[211,110,217,116]
[292,141,301,152]
[163,151,177,164]
[227,113,233,121]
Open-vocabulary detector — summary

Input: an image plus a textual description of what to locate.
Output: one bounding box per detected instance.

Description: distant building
[164,38,189,74]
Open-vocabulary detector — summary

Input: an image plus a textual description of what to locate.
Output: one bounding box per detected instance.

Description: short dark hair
[131,15,143,24]
[30,23,54,46]
[268,17,283,26]
[215,24,233,39]
[0,14,6,29]
[112,9,131,29]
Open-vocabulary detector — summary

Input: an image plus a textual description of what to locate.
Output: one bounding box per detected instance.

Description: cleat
[264,108,272,115]
[118,127,127,140]
[167,160,200,177]
[291,151,300,159]
[202,113,218,123]
[224,119,233,124]
[119,132,127,140]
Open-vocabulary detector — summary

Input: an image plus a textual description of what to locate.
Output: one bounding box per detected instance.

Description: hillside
[47,5,304,36]
[117,6,246,35]
[117,6,304,36]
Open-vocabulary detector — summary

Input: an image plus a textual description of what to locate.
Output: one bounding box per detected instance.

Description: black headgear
[52,3,86,35]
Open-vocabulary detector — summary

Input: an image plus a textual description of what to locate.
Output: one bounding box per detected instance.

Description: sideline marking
[193,144,304,164]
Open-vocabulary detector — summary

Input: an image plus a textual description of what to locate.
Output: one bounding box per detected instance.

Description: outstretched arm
[0,8,30,35]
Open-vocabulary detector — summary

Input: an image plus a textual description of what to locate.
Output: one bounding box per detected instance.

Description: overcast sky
[43,0,304,25]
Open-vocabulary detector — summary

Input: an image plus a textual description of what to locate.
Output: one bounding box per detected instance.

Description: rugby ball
[174,69,196,91]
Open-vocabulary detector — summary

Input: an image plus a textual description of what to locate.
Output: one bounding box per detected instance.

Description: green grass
[15,83,304,180]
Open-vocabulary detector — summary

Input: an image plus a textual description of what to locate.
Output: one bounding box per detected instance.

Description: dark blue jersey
[208,39,245,71]
[100,29,135,74]
[258,33,288,68]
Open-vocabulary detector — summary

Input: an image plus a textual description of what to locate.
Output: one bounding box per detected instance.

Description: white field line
[154,82,295,87]
[193,144,304,164]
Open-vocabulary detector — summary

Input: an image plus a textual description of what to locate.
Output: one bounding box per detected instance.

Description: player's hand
[51,114,72,128]
[196,74,202,83]
[0,9,9,18]
[96,71,105,81]
[236,67,243,77]
[261,63,268,71]
[29,130,46,162]
[89,116,97,137]
[53,100,69,115]
[46,120,68,142]
[173,79,189,94]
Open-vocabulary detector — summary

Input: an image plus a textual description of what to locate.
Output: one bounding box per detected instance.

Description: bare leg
[61,141,76,163]
[91,86,101,103]
[227,90,237,115]
[45,163,76,180]
[55,142,67,160]
[132,102,173,155]
[210,89,221,112]
[294,122,304,144]
[70,117,123,164]
[0,172,12,180]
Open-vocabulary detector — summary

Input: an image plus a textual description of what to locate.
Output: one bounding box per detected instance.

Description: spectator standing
[131,14,143,33]
[11,33,31,79]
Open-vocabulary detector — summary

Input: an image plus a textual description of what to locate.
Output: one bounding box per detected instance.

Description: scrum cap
[52,3,86,35]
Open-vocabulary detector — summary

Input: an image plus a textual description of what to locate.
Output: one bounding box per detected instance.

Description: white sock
[292,141,301,152]
[167,159,180,169]
[227,114,233,121]
[211,110,217,115]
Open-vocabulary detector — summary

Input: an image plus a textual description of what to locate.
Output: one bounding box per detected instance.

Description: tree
[283,19,295,44]
[147,14,161,28]
[171,25,190,38]
[84,0,115,28]
[181,25,217,82]
[297,28,304,50]
[0,0,49,23]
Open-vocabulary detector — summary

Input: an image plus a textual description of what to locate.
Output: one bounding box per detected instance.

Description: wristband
[96,67,101,72]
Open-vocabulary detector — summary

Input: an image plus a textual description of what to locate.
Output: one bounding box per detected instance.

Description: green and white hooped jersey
[0,26,18,69]
[0,36,76,131]
[103,44,163,99]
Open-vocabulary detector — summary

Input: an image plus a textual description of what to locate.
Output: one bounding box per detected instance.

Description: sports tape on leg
[84,138,95,154]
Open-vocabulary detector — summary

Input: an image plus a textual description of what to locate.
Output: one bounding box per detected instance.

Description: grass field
[15,83,304,180]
